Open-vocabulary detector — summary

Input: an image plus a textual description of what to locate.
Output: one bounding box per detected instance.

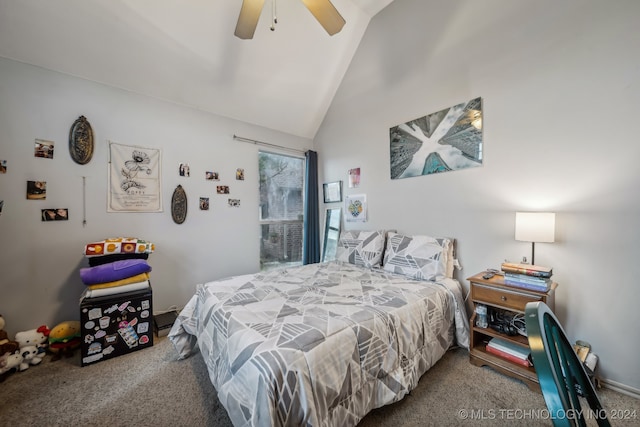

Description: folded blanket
[80,259,151,285]
[88,253,149,267]
[87,272,150,290]
[83,237,154,258]
[81,280,150,299]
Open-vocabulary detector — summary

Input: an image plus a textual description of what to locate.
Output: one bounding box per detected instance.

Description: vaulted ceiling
[0,0,394,139]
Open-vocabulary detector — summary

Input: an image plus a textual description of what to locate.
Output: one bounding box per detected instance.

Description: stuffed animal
[15,325,50,350]
[0,314,20,356]
[0,351,23,382]
[49,321,81,360]
[19,345,44,371]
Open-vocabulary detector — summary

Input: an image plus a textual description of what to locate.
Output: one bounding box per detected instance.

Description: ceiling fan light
[301,0,346,36]
[235,0,266,39]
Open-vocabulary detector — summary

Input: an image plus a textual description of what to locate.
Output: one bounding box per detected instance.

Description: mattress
[169,261,469,427]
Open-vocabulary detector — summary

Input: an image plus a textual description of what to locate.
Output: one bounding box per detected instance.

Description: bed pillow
[84,237,154,258]
[382,232,452,281]
[335,230,386,268]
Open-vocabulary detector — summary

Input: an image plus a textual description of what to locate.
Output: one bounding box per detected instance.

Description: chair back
[525,301,610,427]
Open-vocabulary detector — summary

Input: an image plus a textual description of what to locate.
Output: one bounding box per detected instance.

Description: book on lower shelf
[486,337,532,367]
[486,344,532,367]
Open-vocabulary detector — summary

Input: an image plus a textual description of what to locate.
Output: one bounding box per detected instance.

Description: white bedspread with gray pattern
[169,261,469,427]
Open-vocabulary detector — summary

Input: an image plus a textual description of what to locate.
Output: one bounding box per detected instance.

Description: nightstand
[467,272,557,392]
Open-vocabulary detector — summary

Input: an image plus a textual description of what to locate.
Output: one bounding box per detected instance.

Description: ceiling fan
[235,0,346,40]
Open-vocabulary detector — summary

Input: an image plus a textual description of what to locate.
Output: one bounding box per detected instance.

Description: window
[259,151,305,270]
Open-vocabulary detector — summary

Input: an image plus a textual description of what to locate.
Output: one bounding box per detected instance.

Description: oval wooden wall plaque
[69,115,94,165]
[171,185,188,224]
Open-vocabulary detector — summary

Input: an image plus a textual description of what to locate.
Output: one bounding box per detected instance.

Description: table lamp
[515,212,555,265]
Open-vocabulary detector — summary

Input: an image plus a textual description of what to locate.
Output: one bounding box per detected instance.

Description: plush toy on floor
[0,314,20,356]
[14,325,50,369]
[0,351,23,382]
[49,321,82,361]
[19,345,43,371]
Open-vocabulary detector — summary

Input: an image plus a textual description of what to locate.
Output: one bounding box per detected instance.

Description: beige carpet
[1,337,637,426]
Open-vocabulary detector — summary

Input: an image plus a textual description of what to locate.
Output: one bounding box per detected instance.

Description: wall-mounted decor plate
[69,115,94,165]
[171,185,187,224]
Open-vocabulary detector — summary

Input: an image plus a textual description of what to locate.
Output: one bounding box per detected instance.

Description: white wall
[0,57,312,336]
[315,0,640,391]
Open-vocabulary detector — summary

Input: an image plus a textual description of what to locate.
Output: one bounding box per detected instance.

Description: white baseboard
[599,378,640,399]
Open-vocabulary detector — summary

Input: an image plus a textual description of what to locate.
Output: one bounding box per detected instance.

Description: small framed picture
[35,139,55,159]
[27,181,47,200]
[42,208,68,221]
[199,197,209,210]
[323,181,343,203]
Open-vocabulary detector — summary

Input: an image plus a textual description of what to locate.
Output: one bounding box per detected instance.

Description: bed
[169,231,470,427]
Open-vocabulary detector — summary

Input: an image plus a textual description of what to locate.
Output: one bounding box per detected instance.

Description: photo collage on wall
[4,113,248,225]
[180,163,243,212]
[24,137,71,222]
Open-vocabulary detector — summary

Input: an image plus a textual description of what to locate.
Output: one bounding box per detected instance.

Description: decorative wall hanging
[345,194,367,223]
[390,97,483,179]
[171,185,187,224]
[108,141,162,212]
[228,199,240,207]
[69,116,94,165]
[0,160,6,173]
[236,168,245,180]
[34,139,55,159]
[323,181,342,203]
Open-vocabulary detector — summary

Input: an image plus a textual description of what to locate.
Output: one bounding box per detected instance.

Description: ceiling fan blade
[235,0,266,39]
[301,0,346,36]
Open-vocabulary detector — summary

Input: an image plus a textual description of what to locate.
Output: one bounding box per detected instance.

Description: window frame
[258,150,306,270]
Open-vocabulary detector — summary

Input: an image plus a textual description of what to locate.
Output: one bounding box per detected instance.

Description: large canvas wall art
[390,97,483,179]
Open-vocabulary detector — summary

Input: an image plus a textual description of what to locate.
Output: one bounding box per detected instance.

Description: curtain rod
[233,134,307,155]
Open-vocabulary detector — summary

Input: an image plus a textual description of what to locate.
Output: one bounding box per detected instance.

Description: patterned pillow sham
[84,237,155,258]
[335,230,386,268]
[382,232,452,281]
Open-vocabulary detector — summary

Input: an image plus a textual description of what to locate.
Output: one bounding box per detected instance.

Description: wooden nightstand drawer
[472,282,543,312]
[467,271,557,392]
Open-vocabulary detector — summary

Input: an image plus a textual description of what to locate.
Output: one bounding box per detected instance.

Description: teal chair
[525,302,610,427]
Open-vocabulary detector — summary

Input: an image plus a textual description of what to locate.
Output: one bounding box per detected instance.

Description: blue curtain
[303,150,320,264]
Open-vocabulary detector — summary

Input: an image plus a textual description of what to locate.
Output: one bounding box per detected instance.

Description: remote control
[482,271,495,279]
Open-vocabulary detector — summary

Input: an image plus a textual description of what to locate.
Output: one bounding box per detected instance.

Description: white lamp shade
[515,212,555,243]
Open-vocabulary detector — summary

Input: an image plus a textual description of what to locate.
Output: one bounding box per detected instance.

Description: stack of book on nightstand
[486,337,532,367]
[501,262,552,292]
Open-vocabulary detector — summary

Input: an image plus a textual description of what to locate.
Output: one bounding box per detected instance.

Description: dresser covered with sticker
[80,287,153,366]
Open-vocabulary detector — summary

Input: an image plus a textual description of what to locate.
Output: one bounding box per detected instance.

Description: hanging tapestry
[108,141,162,212]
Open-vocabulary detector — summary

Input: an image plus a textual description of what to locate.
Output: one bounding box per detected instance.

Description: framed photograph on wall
[323,181,343,203]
